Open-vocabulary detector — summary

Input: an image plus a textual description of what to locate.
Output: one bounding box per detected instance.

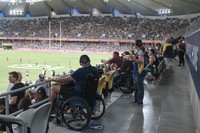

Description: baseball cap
[31,86,46,95]
[79,55,90,63]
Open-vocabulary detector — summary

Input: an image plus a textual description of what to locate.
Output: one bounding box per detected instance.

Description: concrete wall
[186,63,200,133]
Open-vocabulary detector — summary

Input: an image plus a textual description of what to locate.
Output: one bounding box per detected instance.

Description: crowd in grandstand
[0,16,197,40]
[10,41,132,52]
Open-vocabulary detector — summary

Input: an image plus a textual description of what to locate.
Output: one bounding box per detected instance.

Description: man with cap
[35,74,50,96]
[47,55,98,103]
[130,40,147,106]
[31,86,48,103]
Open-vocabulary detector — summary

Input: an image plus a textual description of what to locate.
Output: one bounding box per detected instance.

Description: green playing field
[0,50,111,93]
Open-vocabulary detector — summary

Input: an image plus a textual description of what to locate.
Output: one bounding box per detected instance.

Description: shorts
[60,83,75,99]
[164,58,172,70]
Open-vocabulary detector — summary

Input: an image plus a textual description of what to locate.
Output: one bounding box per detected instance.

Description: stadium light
[157,8,172,15]
[9,8,24,15]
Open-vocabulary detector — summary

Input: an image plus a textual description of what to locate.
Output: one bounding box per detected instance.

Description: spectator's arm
[101,59,109,64]
[146,56,154,67]
[47,76,74,83]
[9,96,17,105]
[131,55,144,65]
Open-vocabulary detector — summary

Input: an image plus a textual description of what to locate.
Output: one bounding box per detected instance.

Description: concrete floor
[49,61,196,133]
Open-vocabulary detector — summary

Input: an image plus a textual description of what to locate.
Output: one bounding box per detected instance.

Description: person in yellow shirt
[162,38,174,70]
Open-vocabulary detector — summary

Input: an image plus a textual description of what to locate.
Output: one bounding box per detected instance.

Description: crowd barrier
[0,82,51,133]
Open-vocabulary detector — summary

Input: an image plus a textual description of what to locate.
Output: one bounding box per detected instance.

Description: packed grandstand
[0,0,200,132]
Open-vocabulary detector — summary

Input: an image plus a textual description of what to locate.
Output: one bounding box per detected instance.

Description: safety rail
[0,81,51,133]
[157,59,165,77]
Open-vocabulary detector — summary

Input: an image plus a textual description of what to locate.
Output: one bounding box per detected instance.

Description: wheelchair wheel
[62,97,91,131]
[119,75,135,94]
[91,95,105,120]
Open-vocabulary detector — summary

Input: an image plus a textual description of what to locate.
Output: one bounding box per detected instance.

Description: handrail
[0,81,50,97]
[0,81,51,115]
[0,81,51,133]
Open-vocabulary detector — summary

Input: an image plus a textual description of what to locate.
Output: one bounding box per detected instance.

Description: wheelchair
[53,74,105,131]
[113,73,135,94]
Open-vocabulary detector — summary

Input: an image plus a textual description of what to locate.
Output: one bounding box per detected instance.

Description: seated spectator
[31,86,48,103]
[144,49,159,80]
[8,71,25,111]
[0,98,15,115]
[35,74,50,96]
[116,52,133,74]
[101,51,123,70]
[0,98,15,132]
[113,52,133,85]
[17,96,32,111]
[47,55,98,103]
[7,72,23,100]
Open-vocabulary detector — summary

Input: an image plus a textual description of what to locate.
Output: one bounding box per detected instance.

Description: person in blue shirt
[47,55,98,103]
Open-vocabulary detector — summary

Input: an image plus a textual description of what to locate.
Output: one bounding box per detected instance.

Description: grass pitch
[0,50,110,93]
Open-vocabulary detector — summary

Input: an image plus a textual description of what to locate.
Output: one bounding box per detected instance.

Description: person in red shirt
[101,51,123,70]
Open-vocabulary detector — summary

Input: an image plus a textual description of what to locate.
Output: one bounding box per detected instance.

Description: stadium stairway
[49,59,196,133]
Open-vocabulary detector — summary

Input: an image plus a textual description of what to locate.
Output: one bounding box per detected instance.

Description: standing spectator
[162,38,174,71]
[177,37,186,66]
[8,71,25,111]
[131,40,146,106]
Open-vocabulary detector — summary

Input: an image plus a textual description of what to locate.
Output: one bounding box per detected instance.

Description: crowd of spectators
[10,40,132,52]
[0,16,197,40]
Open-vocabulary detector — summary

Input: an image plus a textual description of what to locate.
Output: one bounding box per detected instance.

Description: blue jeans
[134,71,146,104]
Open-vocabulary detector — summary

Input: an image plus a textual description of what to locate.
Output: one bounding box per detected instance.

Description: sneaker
[131,102,143,107]
[54,117,63,127]
[129,99,136,104]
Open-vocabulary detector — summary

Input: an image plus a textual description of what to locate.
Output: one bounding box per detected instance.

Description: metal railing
[0,81,51,133]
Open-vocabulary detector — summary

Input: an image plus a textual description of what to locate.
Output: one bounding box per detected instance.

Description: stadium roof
[0,0,200,17]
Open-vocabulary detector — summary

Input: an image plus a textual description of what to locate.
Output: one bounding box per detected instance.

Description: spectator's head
[17,72,22,82]
[149,48,156,55]
[18,96,31,111]
[0,98,5,113]
[123,55,132,61]
[135,40,143,48]
[39,74,45,81]
[8,71,18,84]
[113,51,119,58]
[31,86,47,102]
[79,55,91,67]
[123,51,130,55]
[165,38,171,43]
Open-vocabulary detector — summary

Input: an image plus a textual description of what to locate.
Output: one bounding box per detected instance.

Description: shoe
[177,64,181,66]
[129,98,136,104]
[131,102,143,107]
[54,116,63,127]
